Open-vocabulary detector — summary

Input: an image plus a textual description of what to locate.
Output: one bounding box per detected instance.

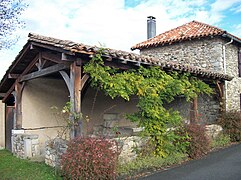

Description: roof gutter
[222,33,241,45]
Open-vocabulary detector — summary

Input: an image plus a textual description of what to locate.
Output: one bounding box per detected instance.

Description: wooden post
[70,61,82,138]
[216,81,225,112]
[15,81,25,129]
[190,96,198,124]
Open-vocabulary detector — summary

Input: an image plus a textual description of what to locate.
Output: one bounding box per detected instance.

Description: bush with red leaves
[218,111,241,142]
[61,137,118,179]
[185,124,210,159]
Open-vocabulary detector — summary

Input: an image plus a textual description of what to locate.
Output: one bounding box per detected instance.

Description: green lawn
[0,149,62,180]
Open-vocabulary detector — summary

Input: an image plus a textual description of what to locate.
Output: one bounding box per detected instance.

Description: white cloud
[0,0,240,79]
[231,24,241,37]
[211,0,241,12]
[232,4,241,13]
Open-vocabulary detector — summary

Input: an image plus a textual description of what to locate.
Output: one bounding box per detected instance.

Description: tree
[0,0,27,49]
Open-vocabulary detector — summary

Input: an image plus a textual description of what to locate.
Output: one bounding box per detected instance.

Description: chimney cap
[147,16,156,20]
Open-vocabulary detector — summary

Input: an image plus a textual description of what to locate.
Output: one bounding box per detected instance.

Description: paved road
[141,143,241,180]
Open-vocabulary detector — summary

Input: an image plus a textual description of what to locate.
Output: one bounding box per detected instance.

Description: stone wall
[205,124,223,139]
[115,136,148,163]
[44,124,223,167]
[141,37,224,73]
[12,130,40,158]
[44,136,147,167]
[225,43,241,111]
[164,94,220,124]
[45,138,68,167]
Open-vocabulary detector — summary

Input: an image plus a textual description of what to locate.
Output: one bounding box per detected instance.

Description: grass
[210,133,231,149]
[117,152,187,178]
[0,149,62,180]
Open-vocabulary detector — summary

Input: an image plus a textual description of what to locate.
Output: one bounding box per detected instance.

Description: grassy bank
[0,150,61,180]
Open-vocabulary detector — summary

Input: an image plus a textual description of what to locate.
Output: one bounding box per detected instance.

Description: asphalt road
[141,143,241,180]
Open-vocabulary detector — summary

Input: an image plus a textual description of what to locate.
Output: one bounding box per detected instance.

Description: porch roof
[0,33,233,99]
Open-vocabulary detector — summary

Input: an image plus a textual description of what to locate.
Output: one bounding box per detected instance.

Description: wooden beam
[59,71,71,94]
[8,44,31,73]
[20,63,69,82]
[104,61,130,70]
[3,54,40,102]
[61,53,76,61]
[216,80,223,99]
[8,74,19,79]
[15,81,25,129]
[190,96,198,124]
[35,52,46,71]
[41,51,63,64]
[81,74,90,90]
[216,81,225,112]
[69,61,82,138]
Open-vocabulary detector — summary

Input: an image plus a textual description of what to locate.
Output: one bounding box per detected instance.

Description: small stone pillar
[24,139,32,158]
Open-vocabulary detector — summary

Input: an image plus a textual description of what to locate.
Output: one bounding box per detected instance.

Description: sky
[0,0,241,78]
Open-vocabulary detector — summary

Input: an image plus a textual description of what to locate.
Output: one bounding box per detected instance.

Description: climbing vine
[84,49,213,157]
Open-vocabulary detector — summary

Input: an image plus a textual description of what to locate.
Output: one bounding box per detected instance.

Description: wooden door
[5,106,14,151]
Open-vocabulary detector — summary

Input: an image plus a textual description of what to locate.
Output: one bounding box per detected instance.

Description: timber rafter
[2,49,71,102]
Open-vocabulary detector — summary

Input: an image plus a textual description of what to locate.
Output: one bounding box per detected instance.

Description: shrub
[184,124,210,159]
[61,137,118,179]
[218,111,241,142]
[210,133,231,149]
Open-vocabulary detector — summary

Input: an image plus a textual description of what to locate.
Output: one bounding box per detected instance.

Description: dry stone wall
[45,136,147,167]
[115,136,148,163]
[12,130,40,158]
[45,138,68,167]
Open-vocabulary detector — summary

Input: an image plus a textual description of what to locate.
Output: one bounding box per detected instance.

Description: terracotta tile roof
[0,33,233,95]
[131,20,241,50]
[27,33,232,81]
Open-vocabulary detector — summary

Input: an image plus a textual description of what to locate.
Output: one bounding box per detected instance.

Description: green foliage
[210,133,231,149]
[0,149,60,180]
[218,111,241,142]
[84,50,213,157]
[117,152,187,177]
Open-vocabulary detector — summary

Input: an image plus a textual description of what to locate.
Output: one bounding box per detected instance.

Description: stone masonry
[45,136,147,167]
[12,132,40,158]
[45,138,68,167]
[141,37,224,73]
[115,136,148,163]
[165,94,220,124]
[225,43,241,111]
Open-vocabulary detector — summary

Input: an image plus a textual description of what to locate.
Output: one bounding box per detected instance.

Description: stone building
[132,20,241,114]
[0,33,230,159]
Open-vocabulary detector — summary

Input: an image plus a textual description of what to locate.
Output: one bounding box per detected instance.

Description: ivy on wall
[84,50,213,157]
